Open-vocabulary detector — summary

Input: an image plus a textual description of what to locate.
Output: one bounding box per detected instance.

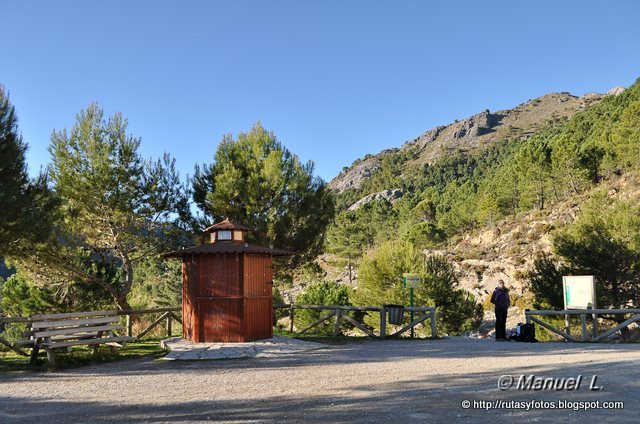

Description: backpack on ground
[510,323,537,342]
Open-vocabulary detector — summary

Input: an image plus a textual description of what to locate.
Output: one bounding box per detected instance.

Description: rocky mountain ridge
[329,91,609,194]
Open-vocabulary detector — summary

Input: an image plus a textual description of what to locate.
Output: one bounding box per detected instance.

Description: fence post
[166,313,172,337]
[565,314,571,336]
[333,309,341,336]
[592,313,598,339]
[430,309,437,339]
[126,314,133,337]
[289,304,295,333]
[379,306,386,339]
[525,309,531,325]
[581,313,588,341]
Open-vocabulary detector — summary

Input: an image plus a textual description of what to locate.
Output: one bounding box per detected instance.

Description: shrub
[1,271,111,315]
[402,222,446,249]
[423,256,483,335]
[294,281,352,334]
[272,287,288,323]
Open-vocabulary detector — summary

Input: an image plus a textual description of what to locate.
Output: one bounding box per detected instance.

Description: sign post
[403,273,422,338]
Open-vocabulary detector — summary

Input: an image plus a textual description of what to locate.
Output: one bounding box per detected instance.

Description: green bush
[423,255,483,335]
[402,222,446,249]
[128,259,182,309]
[0,271,112,316]
[294,281,352,334]
[272,286,288,323]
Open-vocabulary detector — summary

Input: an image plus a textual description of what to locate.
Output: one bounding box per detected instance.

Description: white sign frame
[403,273,422,289]
[562,275,596,310]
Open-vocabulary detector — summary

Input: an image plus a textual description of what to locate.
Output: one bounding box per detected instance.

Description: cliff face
[329,156,383,193]
[347,189,404,211]
[329,92,604,193]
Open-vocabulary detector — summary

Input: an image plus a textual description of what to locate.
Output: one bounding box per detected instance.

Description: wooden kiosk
[162,219,290,342]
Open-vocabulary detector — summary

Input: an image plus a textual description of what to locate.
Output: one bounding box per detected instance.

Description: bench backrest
[30,311,121,340]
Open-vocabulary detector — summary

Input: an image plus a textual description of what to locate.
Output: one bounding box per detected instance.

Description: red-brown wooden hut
[162,219,291,342]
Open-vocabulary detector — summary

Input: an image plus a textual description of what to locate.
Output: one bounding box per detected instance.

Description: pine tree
[326,211,368,284]
[0,85,33,255]
[193,122,334,267]
[14,104,190,310]
[612,100,640,171]
[515,136,553,210]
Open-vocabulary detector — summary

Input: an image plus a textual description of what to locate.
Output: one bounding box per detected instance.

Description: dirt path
[1,337,639,423]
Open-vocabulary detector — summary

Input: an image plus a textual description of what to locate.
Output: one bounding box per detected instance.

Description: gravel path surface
[1,337,639,423]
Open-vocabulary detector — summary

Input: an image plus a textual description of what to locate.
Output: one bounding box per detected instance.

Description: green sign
[403,273,422,288]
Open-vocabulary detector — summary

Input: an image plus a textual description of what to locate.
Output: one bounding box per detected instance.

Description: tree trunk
[115,296,132,311]
[113,249,135,311]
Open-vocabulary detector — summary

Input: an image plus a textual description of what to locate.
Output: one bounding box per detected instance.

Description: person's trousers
[495,308,507,339]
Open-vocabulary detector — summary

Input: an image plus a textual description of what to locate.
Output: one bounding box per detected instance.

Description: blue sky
[3,1,640,182]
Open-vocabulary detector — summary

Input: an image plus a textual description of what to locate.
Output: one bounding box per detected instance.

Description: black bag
[510,323,537,342]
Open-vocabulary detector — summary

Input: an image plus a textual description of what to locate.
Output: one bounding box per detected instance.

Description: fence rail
[525,308,640,342]
[274,304,437,339]
[115,307,181,338]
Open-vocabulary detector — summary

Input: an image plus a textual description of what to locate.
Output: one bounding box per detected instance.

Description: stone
[607,86,625,96]
[160,336,326,361]
[347,188,404,211]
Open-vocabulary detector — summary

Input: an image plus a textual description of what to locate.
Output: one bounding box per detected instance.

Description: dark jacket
[491,288,510,310]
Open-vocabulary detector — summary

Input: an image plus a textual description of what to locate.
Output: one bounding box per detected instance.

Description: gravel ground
[1,337,639,423]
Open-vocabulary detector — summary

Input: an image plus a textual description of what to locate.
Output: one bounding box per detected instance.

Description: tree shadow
[2,337,640,382]
[1,357,638,423]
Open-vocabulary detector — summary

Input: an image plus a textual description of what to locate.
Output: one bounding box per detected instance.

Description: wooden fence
[274,304,437,339]
[525,308,640,342]
[0,304,437,352]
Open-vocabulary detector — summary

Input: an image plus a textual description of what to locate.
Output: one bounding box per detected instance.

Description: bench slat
[11,339,37,347]
[34,324,123,338]
[30,310,119,320]
[42,336,135,349]
[51,333,115,343]
[32,316,119,329]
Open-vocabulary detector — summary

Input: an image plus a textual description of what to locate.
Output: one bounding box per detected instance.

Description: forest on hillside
[323,78,640,333]
[1,77,640,336]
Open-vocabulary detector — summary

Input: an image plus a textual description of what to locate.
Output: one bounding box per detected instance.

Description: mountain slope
[330,91,605,195]
[315,78,640,327]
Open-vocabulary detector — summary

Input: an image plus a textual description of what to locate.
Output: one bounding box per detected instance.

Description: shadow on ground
[1,338,638,423]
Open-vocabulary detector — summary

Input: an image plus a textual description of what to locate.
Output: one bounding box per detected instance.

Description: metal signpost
[403,273,422,338]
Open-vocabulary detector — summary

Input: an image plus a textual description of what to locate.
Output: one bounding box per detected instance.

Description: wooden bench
[23,311,135,366]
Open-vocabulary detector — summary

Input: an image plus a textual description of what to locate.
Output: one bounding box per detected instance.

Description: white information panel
[403,273,422,289]
[563,276,596,309]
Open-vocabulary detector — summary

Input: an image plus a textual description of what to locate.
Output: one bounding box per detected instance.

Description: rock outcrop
[452,109,498,139]
[607,86,625,96]
[328,157,382,192]
[347,188,404,211]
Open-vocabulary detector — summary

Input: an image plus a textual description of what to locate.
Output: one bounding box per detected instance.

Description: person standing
[491,280,510,340]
